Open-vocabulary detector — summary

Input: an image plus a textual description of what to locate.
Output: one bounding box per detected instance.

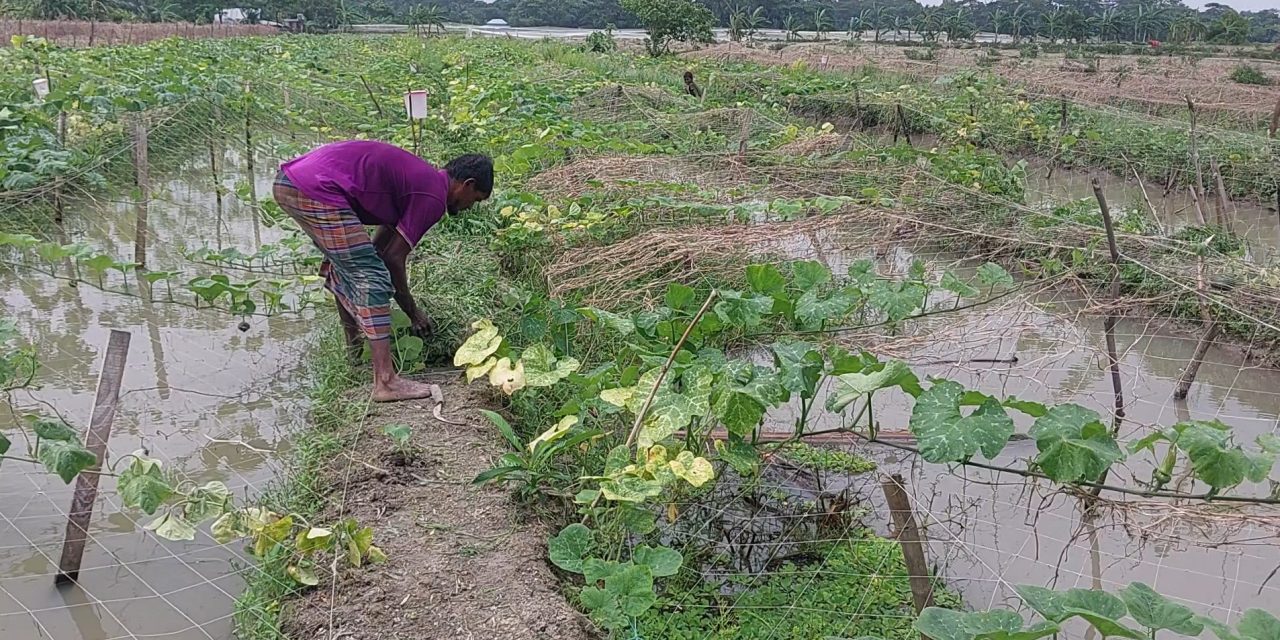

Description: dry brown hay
[776,133,854,156]
[685,42,1280,121]
[525,154,755,200]
[547,208,904,304]
[0,19,275,47]
[571,84,685,122]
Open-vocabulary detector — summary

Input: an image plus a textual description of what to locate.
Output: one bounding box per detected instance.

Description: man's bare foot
[372,376,436,403]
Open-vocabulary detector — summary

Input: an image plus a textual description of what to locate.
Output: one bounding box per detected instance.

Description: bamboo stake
[1211,156,1231,232]
[1189,185,1207,226]
[132,114,149,268]
[881,473,935,639]
[359,74,385,118]
[55,330,131,584]
[1121,153,1162,235]
[1185,97,1208,222]
[1092,178,1126,429]
[625,291,719,448]
[1174,253,1219,400]
[1269,94,1280,139]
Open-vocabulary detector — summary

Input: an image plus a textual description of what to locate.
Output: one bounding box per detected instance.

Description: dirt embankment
[281,381,596,640]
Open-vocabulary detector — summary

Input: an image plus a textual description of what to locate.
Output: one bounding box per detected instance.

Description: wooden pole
[1189,185,1207,226]
[244,83,260,247]
[55,330,131,585]
[1186,97,1208,223]
[359,75,385,118]
[1268,94,1280,139]
[132,114,149,268]
[1091,178,1127,429]
[896,103,912,146]
[1210,157,1231,231]
[737,110,753,161]
[881,473,935,631]
[1174,253,1219,400]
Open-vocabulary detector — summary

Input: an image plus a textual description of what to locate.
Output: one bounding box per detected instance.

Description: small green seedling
[382,423,413,455]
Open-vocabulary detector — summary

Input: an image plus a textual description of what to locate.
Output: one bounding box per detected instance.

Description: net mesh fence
[0,34,1277,640]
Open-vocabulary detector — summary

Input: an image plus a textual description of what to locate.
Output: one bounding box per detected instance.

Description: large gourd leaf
[1119,582,1203,636]
[520,343,581,388]
[548,523,592,574]
[910,381,1014,463]
[38,439,97,484]
[453,318,502,366]
[826,359,918,413]
[1060,589,1144,639]
[771,341,825,398]
[1028,404,1123,483]
[1238,609,1280,640]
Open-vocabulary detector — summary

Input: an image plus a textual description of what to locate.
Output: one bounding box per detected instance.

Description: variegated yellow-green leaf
[599,475,663,503]
[521,343,580,387]
[669,451,714,487]
[210,511,244,544]
[287,564,319,586]
[465,356,498,383]
[488,357,526,395]
[453,318,502,366]
[529,415,579,451]
[145,513,197,541]
[600,387,635,407]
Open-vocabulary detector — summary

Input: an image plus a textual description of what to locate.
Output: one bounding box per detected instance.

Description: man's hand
[409,308,436,340]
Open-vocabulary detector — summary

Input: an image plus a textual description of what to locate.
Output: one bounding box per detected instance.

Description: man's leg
[335,298,363,365]
[368,336,435,403]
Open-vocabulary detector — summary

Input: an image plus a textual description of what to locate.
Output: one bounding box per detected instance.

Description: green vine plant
[452,258,1278,631]
[0,232,327,319]
[911,583,1279,640]
[0,330,384,588]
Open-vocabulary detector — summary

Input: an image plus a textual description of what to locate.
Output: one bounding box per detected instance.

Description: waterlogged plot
[1,29,1278,640]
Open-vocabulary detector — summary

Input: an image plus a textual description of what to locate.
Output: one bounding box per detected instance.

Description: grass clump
[638,533,957,639]
[777,441,876,474]
[1228,63,1271,85]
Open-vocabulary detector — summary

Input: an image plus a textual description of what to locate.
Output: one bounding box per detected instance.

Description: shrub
[1019,44,1040,59]
[904,47,937,61]
[1228,63,1271,85]
[583,29,617,53]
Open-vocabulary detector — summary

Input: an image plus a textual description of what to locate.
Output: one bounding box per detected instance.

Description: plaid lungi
[273,172,394,341]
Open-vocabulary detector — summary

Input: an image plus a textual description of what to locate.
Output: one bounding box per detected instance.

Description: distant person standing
[274,141,492,402]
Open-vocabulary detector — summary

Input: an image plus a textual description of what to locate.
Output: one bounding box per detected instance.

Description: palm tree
[991,8,1008,40]
[1009,4,1031,44]
[848,9,872,40]
[746,7,766,40]
[408,5,446,36]
[813,7,832,41]
[1089,8,1122,43]
[1169,13,1205,43]
[783,13,802,41]
[1129,3,1169,43]
[871,6,890,43]
[1040,9,1065,44]
[914,7,943,43]
[943,7,975,42]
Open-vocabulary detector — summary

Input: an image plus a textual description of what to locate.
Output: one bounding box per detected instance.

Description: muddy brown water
[757,229,1280,622]
[0,146,315,640]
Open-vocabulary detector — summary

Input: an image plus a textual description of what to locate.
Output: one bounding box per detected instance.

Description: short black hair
[444,154,494,194]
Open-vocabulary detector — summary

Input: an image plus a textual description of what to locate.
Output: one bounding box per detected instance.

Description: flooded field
[0,147,314,639]
[759,226,1280,620]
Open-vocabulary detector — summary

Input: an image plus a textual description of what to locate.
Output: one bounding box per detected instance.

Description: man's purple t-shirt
[281,140,447,246]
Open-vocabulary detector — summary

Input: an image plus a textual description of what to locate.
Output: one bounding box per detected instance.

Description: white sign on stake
[404,90,428,120]
[33,78,49,101]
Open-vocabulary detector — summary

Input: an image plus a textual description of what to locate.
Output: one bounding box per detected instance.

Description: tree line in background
[0,0,1276,43]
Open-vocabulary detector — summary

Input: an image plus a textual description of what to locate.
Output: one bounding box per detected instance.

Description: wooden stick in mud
[1121,153,1162,235]
[625,291,719,448]
[895,103,912,146]
[1185,97,1208,221]
[132,114,149,268]
[359,74,385,118]
[56,330,131,585]
[1269,94,1280,139]
[737,110,753,161]
[1091,178,1126,432]
[1210,157,1231,231]
[1174,253,1219,400]
[881,473,935,634]
[1189,185,1207,226]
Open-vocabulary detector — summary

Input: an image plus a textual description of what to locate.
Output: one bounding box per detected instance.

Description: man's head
[443,154,493,214]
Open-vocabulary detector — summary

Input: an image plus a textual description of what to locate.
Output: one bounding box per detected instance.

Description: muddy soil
[280,382,597,640]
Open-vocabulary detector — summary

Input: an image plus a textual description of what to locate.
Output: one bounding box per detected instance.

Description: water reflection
[0,145,314,640]
[760,227,1280,617]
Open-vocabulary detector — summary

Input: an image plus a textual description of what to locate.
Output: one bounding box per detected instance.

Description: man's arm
[373,226,432,336]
